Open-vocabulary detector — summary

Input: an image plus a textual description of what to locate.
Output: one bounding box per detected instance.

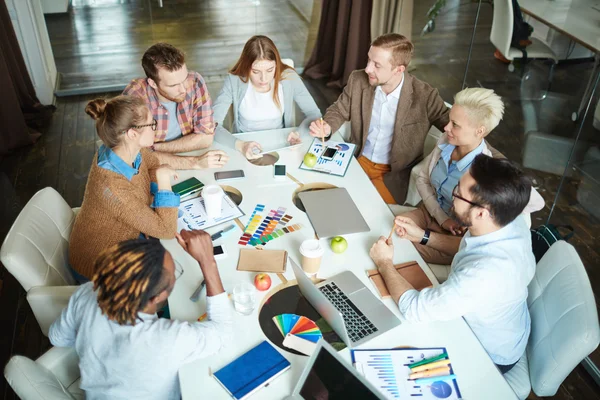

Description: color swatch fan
[273,314,322,355]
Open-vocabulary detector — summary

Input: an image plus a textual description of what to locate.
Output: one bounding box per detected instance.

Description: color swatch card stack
[351,347,462,399]
[238,204,303,247]
[299,138,356,177]
[273,314,322,356]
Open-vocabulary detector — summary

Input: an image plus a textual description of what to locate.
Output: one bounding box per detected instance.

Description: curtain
[0,0,45,155]
[302,0,373,89]
[371,0,413,41]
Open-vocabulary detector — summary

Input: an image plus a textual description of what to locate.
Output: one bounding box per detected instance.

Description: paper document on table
[232,127,301,155]
[177,194,244,231]
[351,347,462,399]
[299,138,356,177]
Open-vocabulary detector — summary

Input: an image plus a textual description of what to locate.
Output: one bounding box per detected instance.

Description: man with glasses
[369,154,536,374]
[50,230,231,399]
[123,42,229,170]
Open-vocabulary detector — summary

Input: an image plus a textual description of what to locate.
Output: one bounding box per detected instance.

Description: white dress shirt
[49,282,233,400]
[398,216,536,365]
[361,76,404,164]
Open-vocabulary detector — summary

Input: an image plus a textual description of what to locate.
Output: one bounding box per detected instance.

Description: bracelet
[420,229,430,245]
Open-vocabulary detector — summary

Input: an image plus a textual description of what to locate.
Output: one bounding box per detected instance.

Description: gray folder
[298,188,370,238]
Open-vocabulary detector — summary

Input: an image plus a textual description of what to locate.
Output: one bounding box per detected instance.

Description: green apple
[330,236,348,254]
[303,153,318,168]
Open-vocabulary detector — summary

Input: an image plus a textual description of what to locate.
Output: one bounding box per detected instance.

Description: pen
[409,366,451,380]
[410,359,451,373]
[211,224,235,241]
[189,279,206,302]
[414,374,456,385]
[409,352,449,369]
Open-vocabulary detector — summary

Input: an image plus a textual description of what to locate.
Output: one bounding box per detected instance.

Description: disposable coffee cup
[299,239,324,276]
[202,185,224,219]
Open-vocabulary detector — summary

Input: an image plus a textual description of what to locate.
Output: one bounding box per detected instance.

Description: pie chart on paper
[430,380,453,398]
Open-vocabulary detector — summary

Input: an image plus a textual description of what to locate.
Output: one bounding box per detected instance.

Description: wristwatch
[420,229,430,245]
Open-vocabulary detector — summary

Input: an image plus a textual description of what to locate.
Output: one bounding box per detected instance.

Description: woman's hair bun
[85,98,108,120]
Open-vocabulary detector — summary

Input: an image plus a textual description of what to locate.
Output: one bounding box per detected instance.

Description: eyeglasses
[452,184,484,208]
[131,119,158,131]
[174,259,184,280]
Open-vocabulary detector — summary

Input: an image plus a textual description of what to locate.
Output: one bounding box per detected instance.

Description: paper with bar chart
[351,348,462,399]
[299,138,356,177]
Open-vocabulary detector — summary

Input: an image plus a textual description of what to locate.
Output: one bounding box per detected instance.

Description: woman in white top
[399,87,544,265]
[213,35,322,159]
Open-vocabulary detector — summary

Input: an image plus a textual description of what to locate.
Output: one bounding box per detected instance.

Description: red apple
[254,273,272,291]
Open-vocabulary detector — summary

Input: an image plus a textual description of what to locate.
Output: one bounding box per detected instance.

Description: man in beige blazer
[309,33,449,204]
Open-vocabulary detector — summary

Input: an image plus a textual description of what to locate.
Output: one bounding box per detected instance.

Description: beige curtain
[371,0,413,41]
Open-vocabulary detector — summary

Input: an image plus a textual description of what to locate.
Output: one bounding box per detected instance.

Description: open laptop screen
[299,347,381,400]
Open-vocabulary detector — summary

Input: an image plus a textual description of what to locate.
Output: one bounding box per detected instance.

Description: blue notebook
[214,341,291,399]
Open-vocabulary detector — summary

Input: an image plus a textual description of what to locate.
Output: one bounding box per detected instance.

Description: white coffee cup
[202,185,224,219]
[299,239,325,276]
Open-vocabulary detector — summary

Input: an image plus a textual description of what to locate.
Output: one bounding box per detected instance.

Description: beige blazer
[417,133,546,225]
[324,70,450,204]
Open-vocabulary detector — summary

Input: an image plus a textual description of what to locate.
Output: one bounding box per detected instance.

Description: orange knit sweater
[69,149,178,278]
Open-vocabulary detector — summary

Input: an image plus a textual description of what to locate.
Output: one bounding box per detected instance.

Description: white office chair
[490,0,557,74]
[0,187,79,336]
[4,346,83,400]
[505,241,600,399]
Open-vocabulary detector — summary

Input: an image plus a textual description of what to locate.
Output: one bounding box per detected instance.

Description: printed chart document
[351,347,462,400]
[299,138,356,177]
[177,194,244,231]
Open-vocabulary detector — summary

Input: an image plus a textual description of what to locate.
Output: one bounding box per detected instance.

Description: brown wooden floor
[46,0,312,92]
[2,0,600,399]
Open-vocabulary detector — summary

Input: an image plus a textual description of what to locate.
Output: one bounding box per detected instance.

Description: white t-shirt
[238,82,285,132]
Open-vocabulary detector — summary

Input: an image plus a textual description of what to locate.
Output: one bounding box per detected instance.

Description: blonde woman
[400,87,544,264]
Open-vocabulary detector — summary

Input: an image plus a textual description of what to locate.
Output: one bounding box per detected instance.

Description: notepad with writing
[213,341,291,400]
[367,261,433,299]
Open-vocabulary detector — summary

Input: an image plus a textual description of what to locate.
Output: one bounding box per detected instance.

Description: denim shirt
[97,145,180,209]
[429,140,486,214]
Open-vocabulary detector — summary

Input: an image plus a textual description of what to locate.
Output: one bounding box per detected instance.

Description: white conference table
[161,127,518,399]
[518,0,600,121]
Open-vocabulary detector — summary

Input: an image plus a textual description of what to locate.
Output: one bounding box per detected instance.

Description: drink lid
[299,239,324,258]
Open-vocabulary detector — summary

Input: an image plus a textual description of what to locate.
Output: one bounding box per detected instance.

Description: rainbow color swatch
[238,205,303,246]
[272,314,323,343]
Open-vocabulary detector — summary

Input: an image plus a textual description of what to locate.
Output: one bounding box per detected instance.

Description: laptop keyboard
[319,282,378,343]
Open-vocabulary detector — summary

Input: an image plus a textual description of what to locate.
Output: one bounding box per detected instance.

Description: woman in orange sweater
[69,95,179,280]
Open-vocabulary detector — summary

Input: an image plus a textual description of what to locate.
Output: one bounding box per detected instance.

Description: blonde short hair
[453,88,504,136]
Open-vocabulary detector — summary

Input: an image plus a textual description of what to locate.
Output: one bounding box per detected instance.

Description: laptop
[285,339,385,400]
[298,188,370,238]
[290,258,400,348]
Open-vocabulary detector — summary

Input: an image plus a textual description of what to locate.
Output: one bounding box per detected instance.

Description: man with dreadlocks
[49,229,231,399]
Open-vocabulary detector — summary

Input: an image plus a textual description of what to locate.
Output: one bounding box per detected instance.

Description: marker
[189,280,206,302]
[414,374,456,385]
[409,366,451,380]
[211,224,235,241]
[409,352,449,369]
[410,359,451,373]
[320,118,325,145]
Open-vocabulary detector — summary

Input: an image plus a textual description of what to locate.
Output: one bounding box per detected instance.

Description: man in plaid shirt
[123,43,229,170]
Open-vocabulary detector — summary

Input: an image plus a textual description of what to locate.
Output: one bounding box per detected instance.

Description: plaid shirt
[123,72,215,142]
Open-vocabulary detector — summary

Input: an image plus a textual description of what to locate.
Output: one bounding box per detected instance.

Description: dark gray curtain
[302,0,373,89]
[0,0,46,155]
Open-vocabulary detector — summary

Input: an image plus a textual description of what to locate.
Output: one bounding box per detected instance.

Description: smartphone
[214,170,245,182]
[213,245,227,260]
[171,177,204,200]
[274,165,286,180]
[321,147,338,160]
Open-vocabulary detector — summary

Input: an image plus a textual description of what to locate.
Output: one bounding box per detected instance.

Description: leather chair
[0,187,79,336]
[4,346,83,400]
[504,241,600,399]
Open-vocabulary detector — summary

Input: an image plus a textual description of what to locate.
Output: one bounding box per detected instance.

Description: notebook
[214,341,291,400]
[366,261,433,298]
